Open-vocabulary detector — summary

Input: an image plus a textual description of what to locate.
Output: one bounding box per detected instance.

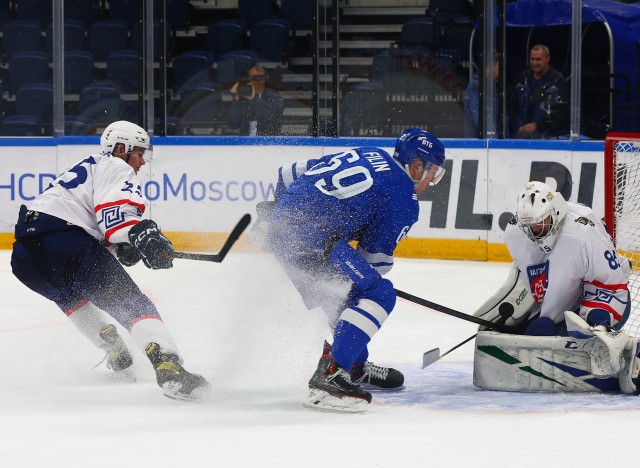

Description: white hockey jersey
[28,153,146,245]
[504,202,631,326]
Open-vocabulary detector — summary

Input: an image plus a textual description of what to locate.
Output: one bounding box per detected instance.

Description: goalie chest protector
[473,331,623,393]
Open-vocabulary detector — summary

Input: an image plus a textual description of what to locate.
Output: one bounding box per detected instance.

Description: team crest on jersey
[527,261,549,304]
[99,206,125,229]
[575,217,595,227]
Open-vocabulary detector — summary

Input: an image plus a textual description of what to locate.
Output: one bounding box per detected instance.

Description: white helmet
[515,181,568,252]
[100,120,151,156]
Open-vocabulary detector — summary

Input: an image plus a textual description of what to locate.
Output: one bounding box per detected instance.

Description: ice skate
[97,324,135,380]
[146,343,211,402]
[304,353,371,413]
[351,361,405,390]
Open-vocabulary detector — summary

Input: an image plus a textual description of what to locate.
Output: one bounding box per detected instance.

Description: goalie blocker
[474,313,640,394]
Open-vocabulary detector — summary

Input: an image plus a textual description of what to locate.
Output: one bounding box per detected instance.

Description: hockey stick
[422,333,477,369]
[394,288,518,334]
[173,213,252,263]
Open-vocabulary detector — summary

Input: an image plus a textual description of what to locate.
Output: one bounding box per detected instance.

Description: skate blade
[302,388,369,413]
[162,382,211,402]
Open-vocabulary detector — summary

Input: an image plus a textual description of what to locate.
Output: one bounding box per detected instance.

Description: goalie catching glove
[128,220,174,270]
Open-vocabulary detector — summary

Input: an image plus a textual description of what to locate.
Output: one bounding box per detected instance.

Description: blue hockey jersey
[270,147,418,274]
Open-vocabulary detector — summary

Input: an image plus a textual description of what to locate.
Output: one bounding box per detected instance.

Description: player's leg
[70,236,210,401]
[11,233,133,373]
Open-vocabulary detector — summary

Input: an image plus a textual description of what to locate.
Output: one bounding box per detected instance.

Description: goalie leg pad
[619,338,640,394]
[473,263,539,329]
[565,311,630,377]
[473,331,623,393]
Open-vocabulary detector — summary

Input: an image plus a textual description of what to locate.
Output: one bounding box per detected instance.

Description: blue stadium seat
[177,82,222,126]
[250,19,290,63]
[0,114,44,136]
[64,0,102,28]
[2,20,43,59]
[280,0,313,31]
[171,50,214,91]
[107,49,140,93]
[207,19,248,60]
[89,20,129,61]
[401,17,439,49]
[15,82,53,122]
[79,81,121,124]
[65,115,92,135]
[16,0,52,26]
[342,82,387,136]
[64,50,95,94]
[238,0,273,26]
[216,50,258,87]
[45,20,86,55]
[132,20,172,60]
[107,0,141,28]
[8,51,50,93]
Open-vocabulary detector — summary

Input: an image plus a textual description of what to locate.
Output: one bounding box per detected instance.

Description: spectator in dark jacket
[508,44,569,139]
[228,65,285,136]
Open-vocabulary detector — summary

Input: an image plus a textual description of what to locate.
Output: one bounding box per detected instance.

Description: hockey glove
[114,242,142,267]
[128,220,174,270]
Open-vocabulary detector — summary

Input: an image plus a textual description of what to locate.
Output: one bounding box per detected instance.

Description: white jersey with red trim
[504,201,631,326]
[28,152,146,244]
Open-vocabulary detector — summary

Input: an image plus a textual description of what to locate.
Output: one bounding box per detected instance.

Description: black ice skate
[99,324,133,372]
[304,350,372,413]
[351,361,405,389]
[145,343,211,402]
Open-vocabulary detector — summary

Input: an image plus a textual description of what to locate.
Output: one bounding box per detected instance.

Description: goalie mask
[516,181,568,252]
[100,120,152,161]
[393,128,446,192]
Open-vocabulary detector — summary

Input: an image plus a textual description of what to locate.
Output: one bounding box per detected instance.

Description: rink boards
[0,136,604,261]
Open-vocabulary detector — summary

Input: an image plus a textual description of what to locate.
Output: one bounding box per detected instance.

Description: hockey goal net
[605,132,640,337]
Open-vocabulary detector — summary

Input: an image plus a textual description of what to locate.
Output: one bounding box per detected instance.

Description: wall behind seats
[0,137,604,261]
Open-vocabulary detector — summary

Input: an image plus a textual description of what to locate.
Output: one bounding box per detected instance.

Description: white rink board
[0,138,605,242]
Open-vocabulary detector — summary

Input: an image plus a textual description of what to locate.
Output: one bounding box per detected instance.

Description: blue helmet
[393,128,446,185]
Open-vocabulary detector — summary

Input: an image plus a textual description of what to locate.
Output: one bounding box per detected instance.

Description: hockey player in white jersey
[10,120,210,401]
[473,181,640,394]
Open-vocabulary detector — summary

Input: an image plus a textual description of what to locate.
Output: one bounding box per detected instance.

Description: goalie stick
[173,213,252,263]
[421,303,515,368]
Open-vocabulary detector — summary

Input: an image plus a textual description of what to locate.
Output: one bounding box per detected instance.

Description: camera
[236,82,254,98]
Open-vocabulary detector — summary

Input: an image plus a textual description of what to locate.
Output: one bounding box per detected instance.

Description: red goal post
[604,132,640,337]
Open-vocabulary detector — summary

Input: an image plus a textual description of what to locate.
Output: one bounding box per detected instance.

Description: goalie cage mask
[516,181,568,253]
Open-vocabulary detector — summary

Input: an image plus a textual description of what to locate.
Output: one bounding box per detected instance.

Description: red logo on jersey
[527,261,549,304]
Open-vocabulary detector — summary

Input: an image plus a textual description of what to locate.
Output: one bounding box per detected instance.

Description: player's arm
[274,158,321,199]
[579,238,631,328]
[94,163,173,269]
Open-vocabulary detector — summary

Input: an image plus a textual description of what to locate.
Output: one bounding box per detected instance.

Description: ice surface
[1,251,639,468]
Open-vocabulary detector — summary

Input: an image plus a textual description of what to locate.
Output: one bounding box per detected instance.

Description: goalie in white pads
[472,181,640,394]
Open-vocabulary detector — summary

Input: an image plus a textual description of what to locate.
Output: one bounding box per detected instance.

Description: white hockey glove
[565,311,631,378]
[473,263,539,331]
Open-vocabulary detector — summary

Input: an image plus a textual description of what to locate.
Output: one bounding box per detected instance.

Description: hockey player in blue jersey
[256,128,446,412]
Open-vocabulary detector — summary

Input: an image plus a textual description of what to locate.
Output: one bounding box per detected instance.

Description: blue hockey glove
[114,242,142,267]
[128,220,174,270]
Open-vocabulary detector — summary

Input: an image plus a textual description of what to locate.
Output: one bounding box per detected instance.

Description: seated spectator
[508,44,569,139]
[228,65,284,136]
